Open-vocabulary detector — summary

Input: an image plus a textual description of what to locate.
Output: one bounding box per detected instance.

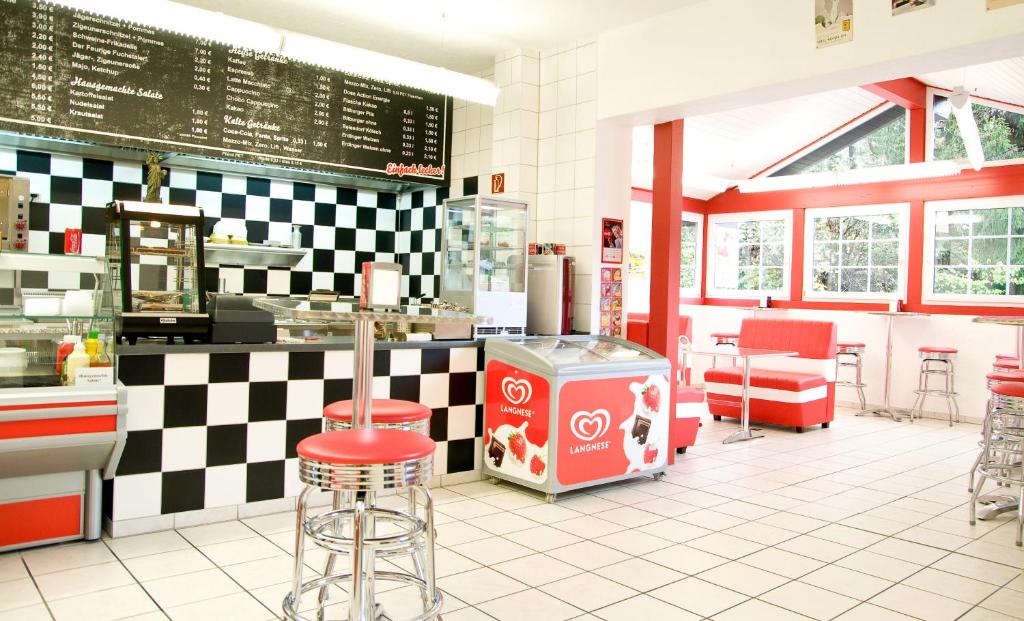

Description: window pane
[762,244,784,267]
[1013,208,1024,235]
[739,222,759,243]
[762,268,784,290]
[841,217,869,241]
[738,268,759,290]
[1012,268,1024,296]
[813,269,838,292]
[871,268,899,293]
[871,214,900,240]
[971,237,1008,265]
[870,241,898,266]
[933,95,1024,163]
[972,267,1009,295]
[761,221,785,242]
[935,267,969,294]
[935,239,969,266]
[814,242,839,267]
[803,112,907,173]
[840,268,868,292]
[973,208,1009,236]
[934,210,972,237]
[681,221,697,243]
[738,244,759,266]
[841,241,868,266]
[815,217,840,241]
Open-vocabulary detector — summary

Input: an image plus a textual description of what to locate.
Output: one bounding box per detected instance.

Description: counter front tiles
[105,339,484,537]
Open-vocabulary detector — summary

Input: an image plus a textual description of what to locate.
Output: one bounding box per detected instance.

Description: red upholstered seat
[992,382,1024,398]
[711,332,739,339]
[297,429,435,465]
[996,353,1019,361]
[323,399,431,423]
[919,346,957,354]
[677,385,706,403]
[705,366,826,391]
[987,371,1024,382]
[625,313,692,349]
[838,341,865,349]
[995,360,1021,369]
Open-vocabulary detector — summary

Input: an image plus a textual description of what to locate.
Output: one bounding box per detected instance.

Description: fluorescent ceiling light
[950,87,985,171]
[738,161,963,193]
[49,0,498,105]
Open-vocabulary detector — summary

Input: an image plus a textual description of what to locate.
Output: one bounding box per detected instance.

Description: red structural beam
[861,77,928,110]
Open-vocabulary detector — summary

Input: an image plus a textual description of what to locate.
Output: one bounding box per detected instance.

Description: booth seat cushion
[739,318,837,359]
[704,366,827,392]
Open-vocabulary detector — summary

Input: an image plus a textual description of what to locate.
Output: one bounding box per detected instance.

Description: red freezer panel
[0,495,82,547]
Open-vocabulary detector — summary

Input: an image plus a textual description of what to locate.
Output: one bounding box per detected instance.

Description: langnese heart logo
[501,377,532,405]
[570,409,611,442]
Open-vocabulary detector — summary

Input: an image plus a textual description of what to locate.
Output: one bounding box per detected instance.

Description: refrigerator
[441,196,529,338]
[483,336,670,501]
[527,255,574,335]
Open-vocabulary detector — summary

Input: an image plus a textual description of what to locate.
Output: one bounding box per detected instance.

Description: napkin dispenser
[208,294,276,344]
[360,262,402,310]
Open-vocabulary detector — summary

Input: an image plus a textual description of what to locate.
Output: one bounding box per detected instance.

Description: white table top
[687,347,797,359]
[973,316,1024,327]
[868,311,930,317]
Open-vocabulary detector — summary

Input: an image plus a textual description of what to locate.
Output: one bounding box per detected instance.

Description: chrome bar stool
[324,399,431,434]
[970,381,1024,546]
[836,341,867,411]
[710,332,739,368]
[969,370,1024,493]
[283,429,442,621]
[909,346,960,425]
[994,358,1021,373]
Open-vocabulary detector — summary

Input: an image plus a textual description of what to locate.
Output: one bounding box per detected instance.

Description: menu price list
[0,0,451,183]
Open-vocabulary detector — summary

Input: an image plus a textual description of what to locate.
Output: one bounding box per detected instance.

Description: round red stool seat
[298,429,434,465]
[839,341,865,348]
[711,332,739,338]
[919,346,957,355]
[993,360,1020,370]
[838,342,865,353]
[991,382,1024,399]
[323,399,431,434]
[987,371,1024,383]
[996,353,1019,361]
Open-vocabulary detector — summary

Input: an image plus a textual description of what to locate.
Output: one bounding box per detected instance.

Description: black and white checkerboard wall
[0,147,448,299]
[108,344,483,521]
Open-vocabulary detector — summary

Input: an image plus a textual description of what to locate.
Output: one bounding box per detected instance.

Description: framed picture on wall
[601,218,624,264]
[892,0,935,16]
[987,0,1024,8]
[815,0,853,48]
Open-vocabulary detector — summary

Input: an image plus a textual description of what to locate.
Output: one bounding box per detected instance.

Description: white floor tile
[761,581,859,621]
[0,577,43,612]
[594,594,700,621]
[545,541,630,571]
[931,553,1022,585]
[449,536,535,565]
[197,536,283,567]
[549,515,624,539]
[834,550,923,582]
[176,521,256,547]
[592,529,669,555]
[502,525,582,552]
[644,544,730,575]
[869,584,973,621]
[491,553,582,587]
[699,561,789,596]
[105,530,192,560]
[21,541,116,575]
[141,567,242,609]
[593,557,686,591]
[712,598,815,621]
[687,532,765,560]
[122,547,216,582]
[164,591,275,621]
[34,561,135,601]
[0,555,26,583]
[739,548,826,579]
[436,568,528,605]
[776,535,857,563]
[220,554,296,590]
[539,573,638,612]
[0,604,52,621]
[648,577,748,617]
[48,584,158,621]
[980,587,1024,619]
[464,512,539,536]
[902,567,1000,605]
[799,564,892,600]
[865,537,948,565]
[477,588,582,621]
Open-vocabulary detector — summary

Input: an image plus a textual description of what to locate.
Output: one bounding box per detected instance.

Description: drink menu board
[0,0,451,184]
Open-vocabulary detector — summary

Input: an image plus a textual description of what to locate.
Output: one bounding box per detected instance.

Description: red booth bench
[627,313,704,453]
[704,318,837,433]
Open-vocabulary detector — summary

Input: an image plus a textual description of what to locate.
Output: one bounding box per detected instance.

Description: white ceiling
[172,0,704,74]
[919,56,1024,107]
[632,87,886,199]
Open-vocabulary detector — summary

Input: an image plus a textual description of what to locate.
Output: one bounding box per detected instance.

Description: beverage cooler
[483,336,670,501]
[441,196,528,338]
[0,253,126,551]
[526,255,574,335]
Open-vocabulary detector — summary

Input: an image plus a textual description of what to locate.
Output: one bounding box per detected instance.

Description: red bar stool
[283,429,441,621]
[910,346,960,425]
[970,370,1024,493]
[970,381,1024,546]
[836,341,867,410]
[324,399,431,434]
[994,358,1021,372]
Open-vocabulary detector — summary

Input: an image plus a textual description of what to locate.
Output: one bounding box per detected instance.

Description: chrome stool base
[836,348,867,411]
[909,357,960,426]
[282,570,443,621]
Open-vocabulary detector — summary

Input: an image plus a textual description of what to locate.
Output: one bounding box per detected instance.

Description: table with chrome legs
[857,311,929,422]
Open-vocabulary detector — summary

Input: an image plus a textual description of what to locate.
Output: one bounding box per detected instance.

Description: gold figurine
[144,153,166,203]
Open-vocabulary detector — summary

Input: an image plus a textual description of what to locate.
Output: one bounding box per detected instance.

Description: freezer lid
[486,335,667,374]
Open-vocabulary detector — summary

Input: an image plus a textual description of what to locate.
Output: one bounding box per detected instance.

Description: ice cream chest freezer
[483,336,671,500]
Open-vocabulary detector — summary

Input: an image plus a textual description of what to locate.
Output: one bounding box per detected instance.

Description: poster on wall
[892,0,936,15]
[815,0,854,48]
[987,0,1024,9]
[601,218,624,264]
[599,268,623,337]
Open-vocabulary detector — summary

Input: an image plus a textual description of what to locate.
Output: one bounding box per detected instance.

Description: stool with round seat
[710,332,740,368]
[910,346,960,425]
[994,358,1021,372]
[836,341,867,410]
[283,429,441,621]
[970,381,1024,546]
[324,399,431,434]
[969,370,1024,493]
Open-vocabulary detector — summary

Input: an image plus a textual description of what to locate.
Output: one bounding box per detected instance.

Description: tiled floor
[4,407,1024,621]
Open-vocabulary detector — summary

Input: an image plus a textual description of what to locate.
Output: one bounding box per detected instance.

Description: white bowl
[0,347,27,371]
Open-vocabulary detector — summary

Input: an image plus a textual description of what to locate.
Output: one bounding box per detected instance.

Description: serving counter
[107,335,485,537]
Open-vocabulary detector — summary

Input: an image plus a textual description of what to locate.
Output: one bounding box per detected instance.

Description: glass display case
[106,201,208,343]
[0,252,116,387]
[441,196,528,337]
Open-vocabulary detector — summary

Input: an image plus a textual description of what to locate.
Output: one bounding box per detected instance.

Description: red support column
[651,120,683,463]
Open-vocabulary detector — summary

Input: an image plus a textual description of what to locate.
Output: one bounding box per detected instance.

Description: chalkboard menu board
[0,0,452,184]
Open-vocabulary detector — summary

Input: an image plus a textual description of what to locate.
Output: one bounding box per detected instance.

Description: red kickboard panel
[0,495,82,547]
[0,414,116,439]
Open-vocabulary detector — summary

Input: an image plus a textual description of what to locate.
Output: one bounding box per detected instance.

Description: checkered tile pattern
[0,147,445,300]
[109,344,483,521]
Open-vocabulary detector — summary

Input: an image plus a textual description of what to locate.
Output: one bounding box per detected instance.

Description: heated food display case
[441,196,528,337]
[483,336,670,501]
[0,253,126,551]
[107,201,208,343]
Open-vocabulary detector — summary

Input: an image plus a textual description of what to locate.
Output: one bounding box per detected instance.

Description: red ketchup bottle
[56,335,79,375]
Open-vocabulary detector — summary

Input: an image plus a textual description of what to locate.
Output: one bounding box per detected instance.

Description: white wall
[448,67,495,199]
[598,0,1024,123]
[683,304,1007,424]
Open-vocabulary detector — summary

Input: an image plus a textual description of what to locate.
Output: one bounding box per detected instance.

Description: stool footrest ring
[283,570,443,621]
[305,507,426,554]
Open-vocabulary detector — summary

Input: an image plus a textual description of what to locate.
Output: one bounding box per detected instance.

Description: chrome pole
[352,318,376,429]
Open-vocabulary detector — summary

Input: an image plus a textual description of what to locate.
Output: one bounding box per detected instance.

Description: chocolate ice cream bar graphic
[488,437,506,467]
[631,415,651,444]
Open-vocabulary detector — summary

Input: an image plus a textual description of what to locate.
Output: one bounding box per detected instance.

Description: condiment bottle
[64,342,89,386]
[84,330,99,360]
[90,334,112,368]
[56,335,79,374]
